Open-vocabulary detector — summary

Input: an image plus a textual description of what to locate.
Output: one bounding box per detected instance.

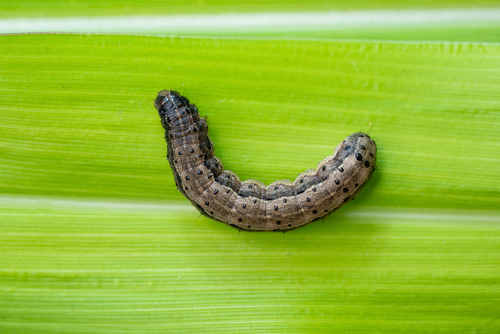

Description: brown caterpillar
[154,90,376,232]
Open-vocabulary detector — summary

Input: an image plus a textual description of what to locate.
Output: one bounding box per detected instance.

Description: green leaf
[1,0,499,18]
[2,1,500,42]
[1,34,499,333]
[190,21,500,43]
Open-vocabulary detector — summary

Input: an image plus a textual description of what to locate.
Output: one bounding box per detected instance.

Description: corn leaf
[1,34,499,333]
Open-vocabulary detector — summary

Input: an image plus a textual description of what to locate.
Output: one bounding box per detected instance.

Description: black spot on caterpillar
[154,90,377,232]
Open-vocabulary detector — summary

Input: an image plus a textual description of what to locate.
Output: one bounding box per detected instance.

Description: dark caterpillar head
[154,90,190,116]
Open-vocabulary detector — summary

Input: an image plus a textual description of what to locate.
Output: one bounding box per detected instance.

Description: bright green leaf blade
[1,198,499,333]
[1,35,499,210]
[181,21,500,42]
[3,10,500,42]
[0,34,499,333]
[3,1,500,42]
[2,0,499,18]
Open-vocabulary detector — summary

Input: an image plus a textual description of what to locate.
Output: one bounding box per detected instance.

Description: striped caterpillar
[154,90,377,231]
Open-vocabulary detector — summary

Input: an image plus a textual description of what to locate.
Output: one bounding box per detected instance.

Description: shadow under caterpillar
[154,90,377,231]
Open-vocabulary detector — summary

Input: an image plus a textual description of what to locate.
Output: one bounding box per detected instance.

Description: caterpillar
[154,90,376,232]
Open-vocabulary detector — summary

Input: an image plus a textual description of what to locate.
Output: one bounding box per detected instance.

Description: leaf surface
[0,34,499,333]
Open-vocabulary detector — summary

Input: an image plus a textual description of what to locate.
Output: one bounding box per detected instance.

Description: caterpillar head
[154,90,190,116]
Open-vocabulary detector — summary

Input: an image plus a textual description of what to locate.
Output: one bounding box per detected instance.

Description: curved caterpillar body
[154,90,376,232]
